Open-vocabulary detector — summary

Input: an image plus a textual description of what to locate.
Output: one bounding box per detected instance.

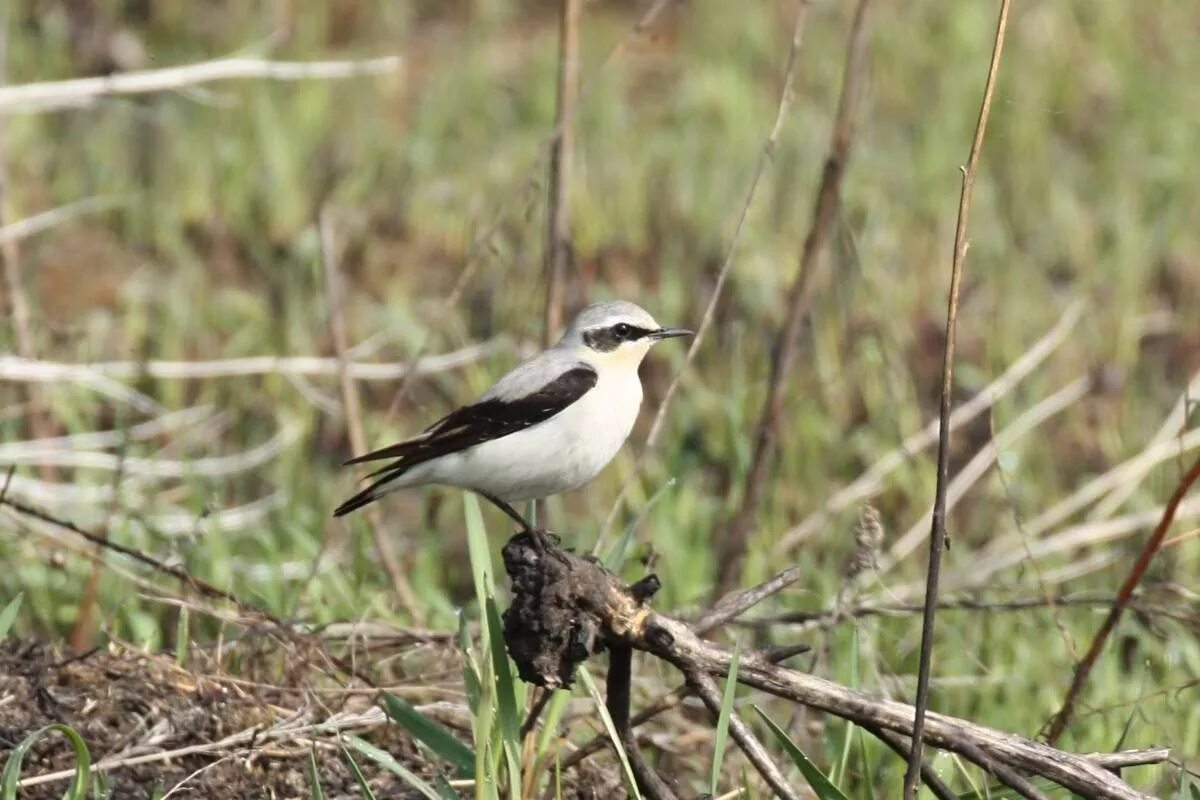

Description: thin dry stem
[906,1,1011,794]
[0,55,403,114]
[0,10,56,479]
[1043,454,1200,743]
[596,0,815,552]
[0,343,496,382]
[319,209,421,622]
[714,0,872,598]
[1090,368,1200,519]
[543,0,581,347]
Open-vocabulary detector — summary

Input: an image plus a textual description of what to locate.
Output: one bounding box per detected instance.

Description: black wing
[347,364,598,466]
[332,365,598,517]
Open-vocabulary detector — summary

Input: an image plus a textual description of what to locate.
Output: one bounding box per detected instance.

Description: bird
[332,300,692,532]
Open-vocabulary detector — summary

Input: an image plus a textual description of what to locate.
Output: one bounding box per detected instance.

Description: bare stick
[713,0,872,598]
[685,668,802,800]
[5,495,380,687]
[596,0,814,552]
[752,593,1199,631]
[543,0,581,347]
[648,616,1150,800]
[319,210,420,621]
[0,55,402,114]
[692,566,803,634]
[1043,453,1200,743]
[2,495,263,618]
[0,195,126,245]
[905,2,1011,796]
[608,643,678,800]
[0,343,496,382]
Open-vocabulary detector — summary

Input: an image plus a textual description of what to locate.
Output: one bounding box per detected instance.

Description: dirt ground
[0,638,617,799]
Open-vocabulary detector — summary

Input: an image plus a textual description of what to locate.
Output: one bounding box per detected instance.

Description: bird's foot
[519,527,573,567]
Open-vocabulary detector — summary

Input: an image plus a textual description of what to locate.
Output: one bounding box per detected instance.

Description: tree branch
[500,534,1159,800]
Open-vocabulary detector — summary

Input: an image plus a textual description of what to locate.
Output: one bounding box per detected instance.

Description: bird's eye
[614,323,632,339]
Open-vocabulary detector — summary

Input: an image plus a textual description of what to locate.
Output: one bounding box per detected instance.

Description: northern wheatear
[333,300,691,530]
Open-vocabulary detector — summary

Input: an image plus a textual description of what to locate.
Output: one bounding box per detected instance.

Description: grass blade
[306,747,326,800]
[0,592,24,640]
[343,734,440,800]
[1,723,92,800]
[534,689,571,760]
[833,627,859,786]
[710,641,741,795]
[577,666,642,800]
[174,605,190,667]
[956,779,1061,800]
[340,745,379,800]
[484,596,523,791]
[381,692,475,776]
[463,493,494,612]
[753,706,849,800]
[484,597,521,745]
[602,477,676,570]
[434,775,462,800]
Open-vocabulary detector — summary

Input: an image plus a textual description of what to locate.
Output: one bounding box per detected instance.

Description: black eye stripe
[583,323,655,351]
[617,324,653,340]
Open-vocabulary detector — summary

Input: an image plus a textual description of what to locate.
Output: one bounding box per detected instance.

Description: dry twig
[0,55,402,114]
[0,343,495,382]
[905,1,1011,795]
[1043,454,1200,743]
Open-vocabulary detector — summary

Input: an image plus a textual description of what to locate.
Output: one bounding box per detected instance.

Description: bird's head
[559,300,692,370]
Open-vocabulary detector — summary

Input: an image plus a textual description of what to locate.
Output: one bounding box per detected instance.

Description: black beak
[649,327,693,340]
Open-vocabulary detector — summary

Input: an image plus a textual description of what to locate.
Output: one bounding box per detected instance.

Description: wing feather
[342,365,598,469]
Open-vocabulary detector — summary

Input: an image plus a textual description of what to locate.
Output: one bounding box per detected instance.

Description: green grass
[2,0,1199,797]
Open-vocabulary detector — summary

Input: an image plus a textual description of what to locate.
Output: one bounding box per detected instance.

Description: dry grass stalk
[906,1,1011,795]
[0,342,498,382]
[886,375,1091,568]
[594,0,816,553]
[773,300,1084,555]
[543,0,582,347]
[0,55,403,114]
[319,209,421,622]
[0,11,56,480]
[1043,453,1200,743]
[714,0,873,599]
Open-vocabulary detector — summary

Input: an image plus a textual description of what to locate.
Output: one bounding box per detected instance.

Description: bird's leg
[476,492,561,555]
[478,491,536,533]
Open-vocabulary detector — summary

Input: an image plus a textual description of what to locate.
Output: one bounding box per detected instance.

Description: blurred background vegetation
[1,0,1198,796]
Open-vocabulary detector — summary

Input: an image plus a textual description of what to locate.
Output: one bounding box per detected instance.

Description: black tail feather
[332,466,409,517]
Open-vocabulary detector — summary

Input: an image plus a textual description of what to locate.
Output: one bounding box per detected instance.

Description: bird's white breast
[425,367,643,502]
